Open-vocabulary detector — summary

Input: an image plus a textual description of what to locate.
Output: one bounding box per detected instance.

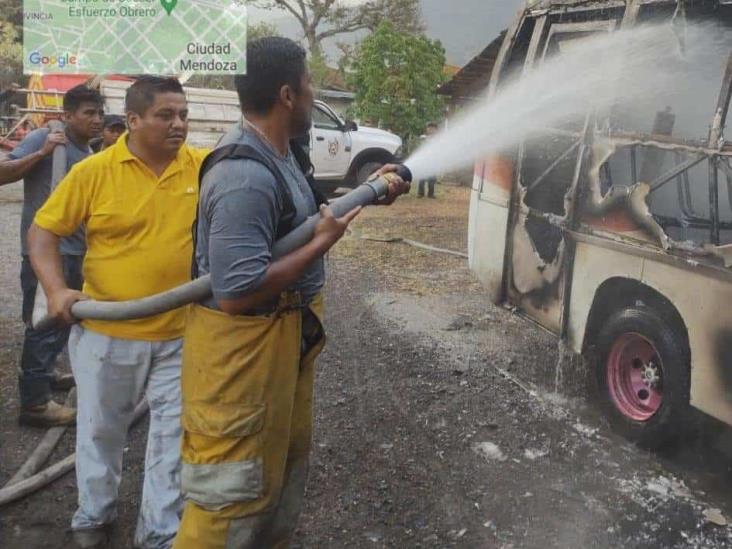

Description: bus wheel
[594,305,690,449]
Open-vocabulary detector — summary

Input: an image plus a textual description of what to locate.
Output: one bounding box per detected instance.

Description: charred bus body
[470,0,732,448]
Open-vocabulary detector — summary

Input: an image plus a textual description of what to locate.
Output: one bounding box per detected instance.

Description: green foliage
[348,21,445,150]
[0,0,22,27]
[0,21,22,89]
[0,0,22,88]
[309,51,329,88]
[248,21,280,41]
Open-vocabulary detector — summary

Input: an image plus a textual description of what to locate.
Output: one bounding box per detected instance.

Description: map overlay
[23,0,247,75]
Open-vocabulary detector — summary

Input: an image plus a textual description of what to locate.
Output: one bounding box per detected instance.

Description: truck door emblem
[328,139,339,156]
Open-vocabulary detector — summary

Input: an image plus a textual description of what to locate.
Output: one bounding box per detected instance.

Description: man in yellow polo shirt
[28,76,208,549]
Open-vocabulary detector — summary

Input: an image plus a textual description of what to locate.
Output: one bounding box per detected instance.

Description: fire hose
[4,161,412,505]
[32,165,413,330]
[0,399,149,506]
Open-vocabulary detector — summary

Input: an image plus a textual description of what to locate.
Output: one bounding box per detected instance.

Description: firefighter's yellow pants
[173,295,325,549]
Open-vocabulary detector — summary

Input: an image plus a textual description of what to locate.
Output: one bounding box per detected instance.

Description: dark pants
[19,254,84,408]
[418,177,436,197]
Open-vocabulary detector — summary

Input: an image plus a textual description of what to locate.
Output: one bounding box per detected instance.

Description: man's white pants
[69,325,183,549]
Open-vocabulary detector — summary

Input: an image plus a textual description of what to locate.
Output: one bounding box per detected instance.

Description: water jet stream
[405,24,706,181]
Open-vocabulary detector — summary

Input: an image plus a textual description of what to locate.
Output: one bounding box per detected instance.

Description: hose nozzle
[394,164,413,183]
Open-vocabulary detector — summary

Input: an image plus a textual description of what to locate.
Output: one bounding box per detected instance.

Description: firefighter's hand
[313,204,362,248]
[47,288,87,326]
[370,164,410,205]
[40,131,67,157]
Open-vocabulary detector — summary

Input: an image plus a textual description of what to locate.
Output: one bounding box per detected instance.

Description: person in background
[13,119,34,142]
[417,122,439,199]
[90,114,126,152]
[0,82,20,119]
[0,85,103,427]
[28,76,209,549]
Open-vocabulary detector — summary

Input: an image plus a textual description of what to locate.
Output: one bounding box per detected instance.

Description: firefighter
[173,37,409,548]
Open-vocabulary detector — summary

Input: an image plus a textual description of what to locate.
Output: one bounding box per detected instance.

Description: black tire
[593,305,691,450]
[356,161,385,184]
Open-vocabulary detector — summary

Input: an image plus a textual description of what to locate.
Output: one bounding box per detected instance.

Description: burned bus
[469,0,732,448]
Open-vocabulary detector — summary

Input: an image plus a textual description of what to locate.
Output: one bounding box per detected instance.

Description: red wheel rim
[606,333,663,422]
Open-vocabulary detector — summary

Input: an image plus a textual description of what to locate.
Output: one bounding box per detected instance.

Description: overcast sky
[248,0,525,66]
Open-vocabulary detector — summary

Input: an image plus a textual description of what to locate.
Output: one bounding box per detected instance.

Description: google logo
[28,51,78,68]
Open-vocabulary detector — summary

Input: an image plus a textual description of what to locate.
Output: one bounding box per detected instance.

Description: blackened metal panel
[710,156,721,245]
[560,115,593,340]
[500,14,548,306]
[487,11,528,97]
[709,53,732,147]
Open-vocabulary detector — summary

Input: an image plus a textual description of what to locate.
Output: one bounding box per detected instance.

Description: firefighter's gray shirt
[9,127,91,256]
[196,125,325,309]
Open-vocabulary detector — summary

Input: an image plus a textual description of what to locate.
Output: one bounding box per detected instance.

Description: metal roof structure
[437,31,506,104]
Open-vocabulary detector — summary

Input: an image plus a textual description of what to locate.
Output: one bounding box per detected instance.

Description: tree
[0,0,22,28]
[348,21,446,149]
[248,21,281,41]
[249,0,422,58]
[0,21,22,89]
[0,0,22,88]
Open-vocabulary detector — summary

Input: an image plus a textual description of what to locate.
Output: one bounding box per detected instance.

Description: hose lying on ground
[0,454,76,507]
[0,399,149,507]
[347,229,468,259]
[14,168,425,503]
[5,388,77,486]
[32,172,409,330]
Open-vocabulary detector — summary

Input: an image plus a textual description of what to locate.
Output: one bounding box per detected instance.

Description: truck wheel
[593,305,690,449]
[356,161,385,184]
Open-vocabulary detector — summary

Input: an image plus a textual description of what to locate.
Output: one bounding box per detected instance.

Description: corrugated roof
[437,31,506,101]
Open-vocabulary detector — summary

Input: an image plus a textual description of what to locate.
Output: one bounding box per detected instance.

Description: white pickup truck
[309,99,403,192]
[100,81,403,192]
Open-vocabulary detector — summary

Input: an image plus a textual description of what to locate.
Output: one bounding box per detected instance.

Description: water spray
[32,165,413,330]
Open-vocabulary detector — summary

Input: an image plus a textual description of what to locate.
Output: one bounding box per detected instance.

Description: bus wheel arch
[582,278,693,449]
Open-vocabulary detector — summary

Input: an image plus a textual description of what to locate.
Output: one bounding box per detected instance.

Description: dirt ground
[1,183,732,548]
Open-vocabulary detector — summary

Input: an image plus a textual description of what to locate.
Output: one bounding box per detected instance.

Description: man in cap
[90,114,126,152]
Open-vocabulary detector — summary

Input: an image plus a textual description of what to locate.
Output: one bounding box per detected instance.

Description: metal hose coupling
[362,164,413,206]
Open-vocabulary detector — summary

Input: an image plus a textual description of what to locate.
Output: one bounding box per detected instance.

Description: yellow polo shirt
[34,135,209,341]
